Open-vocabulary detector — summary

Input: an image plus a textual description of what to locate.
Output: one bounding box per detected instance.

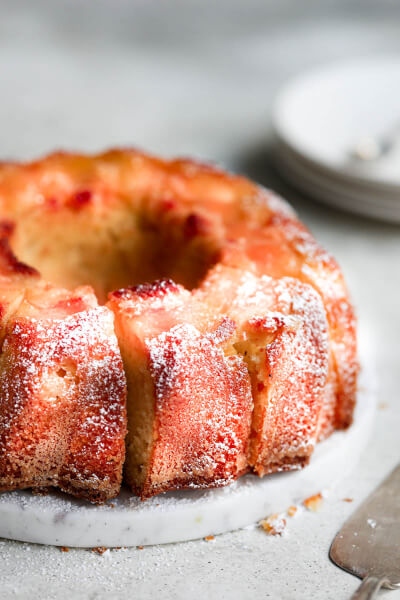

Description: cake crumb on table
[343,498,353,502]
[204,535,215,541]
[287,505,298,517]
[60,547,69,553]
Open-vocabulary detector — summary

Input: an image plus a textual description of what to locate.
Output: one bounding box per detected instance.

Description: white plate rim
[272,55,400,191]
[274,145,400,222]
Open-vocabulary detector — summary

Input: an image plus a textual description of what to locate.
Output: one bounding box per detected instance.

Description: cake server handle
[351,575,395,599]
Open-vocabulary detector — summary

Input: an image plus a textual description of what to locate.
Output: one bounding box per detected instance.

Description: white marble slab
[0,345,375,548]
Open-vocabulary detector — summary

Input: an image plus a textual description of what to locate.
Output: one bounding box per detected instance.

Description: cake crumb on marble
[303,493,323,512]
[259,513,287,536]
[92,546,107,555]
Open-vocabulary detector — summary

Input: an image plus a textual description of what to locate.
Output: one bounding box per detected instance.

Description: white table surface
[0,1,399,598]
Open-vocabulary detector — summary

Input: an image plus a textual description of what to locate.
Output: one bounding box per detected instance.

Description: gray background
[0,1,400,598]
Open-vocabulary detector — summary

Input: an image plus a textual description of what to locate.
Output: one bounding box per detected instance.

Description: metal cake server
[330,464,400,599]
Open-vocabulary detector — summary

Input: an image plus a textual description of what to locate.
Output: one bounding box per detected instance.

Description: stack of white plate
[272,57,400,223]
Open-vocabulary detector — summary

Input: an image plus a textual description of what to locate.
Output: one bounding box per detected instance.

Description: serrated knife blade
[330,463,400,599]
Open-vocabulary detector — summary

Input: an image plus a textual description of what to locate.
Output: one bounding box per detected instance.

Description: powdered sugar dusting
[0,304,126,501]
[199,266,330,471]
[146,322,252,492]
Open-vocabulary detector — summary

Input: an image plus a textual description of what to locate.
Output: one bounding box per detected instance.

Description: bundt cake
[0,149,358,502]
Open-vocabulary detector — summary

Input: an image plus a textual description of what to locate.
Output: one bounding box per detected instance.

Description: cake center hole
[11,206,220,303]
